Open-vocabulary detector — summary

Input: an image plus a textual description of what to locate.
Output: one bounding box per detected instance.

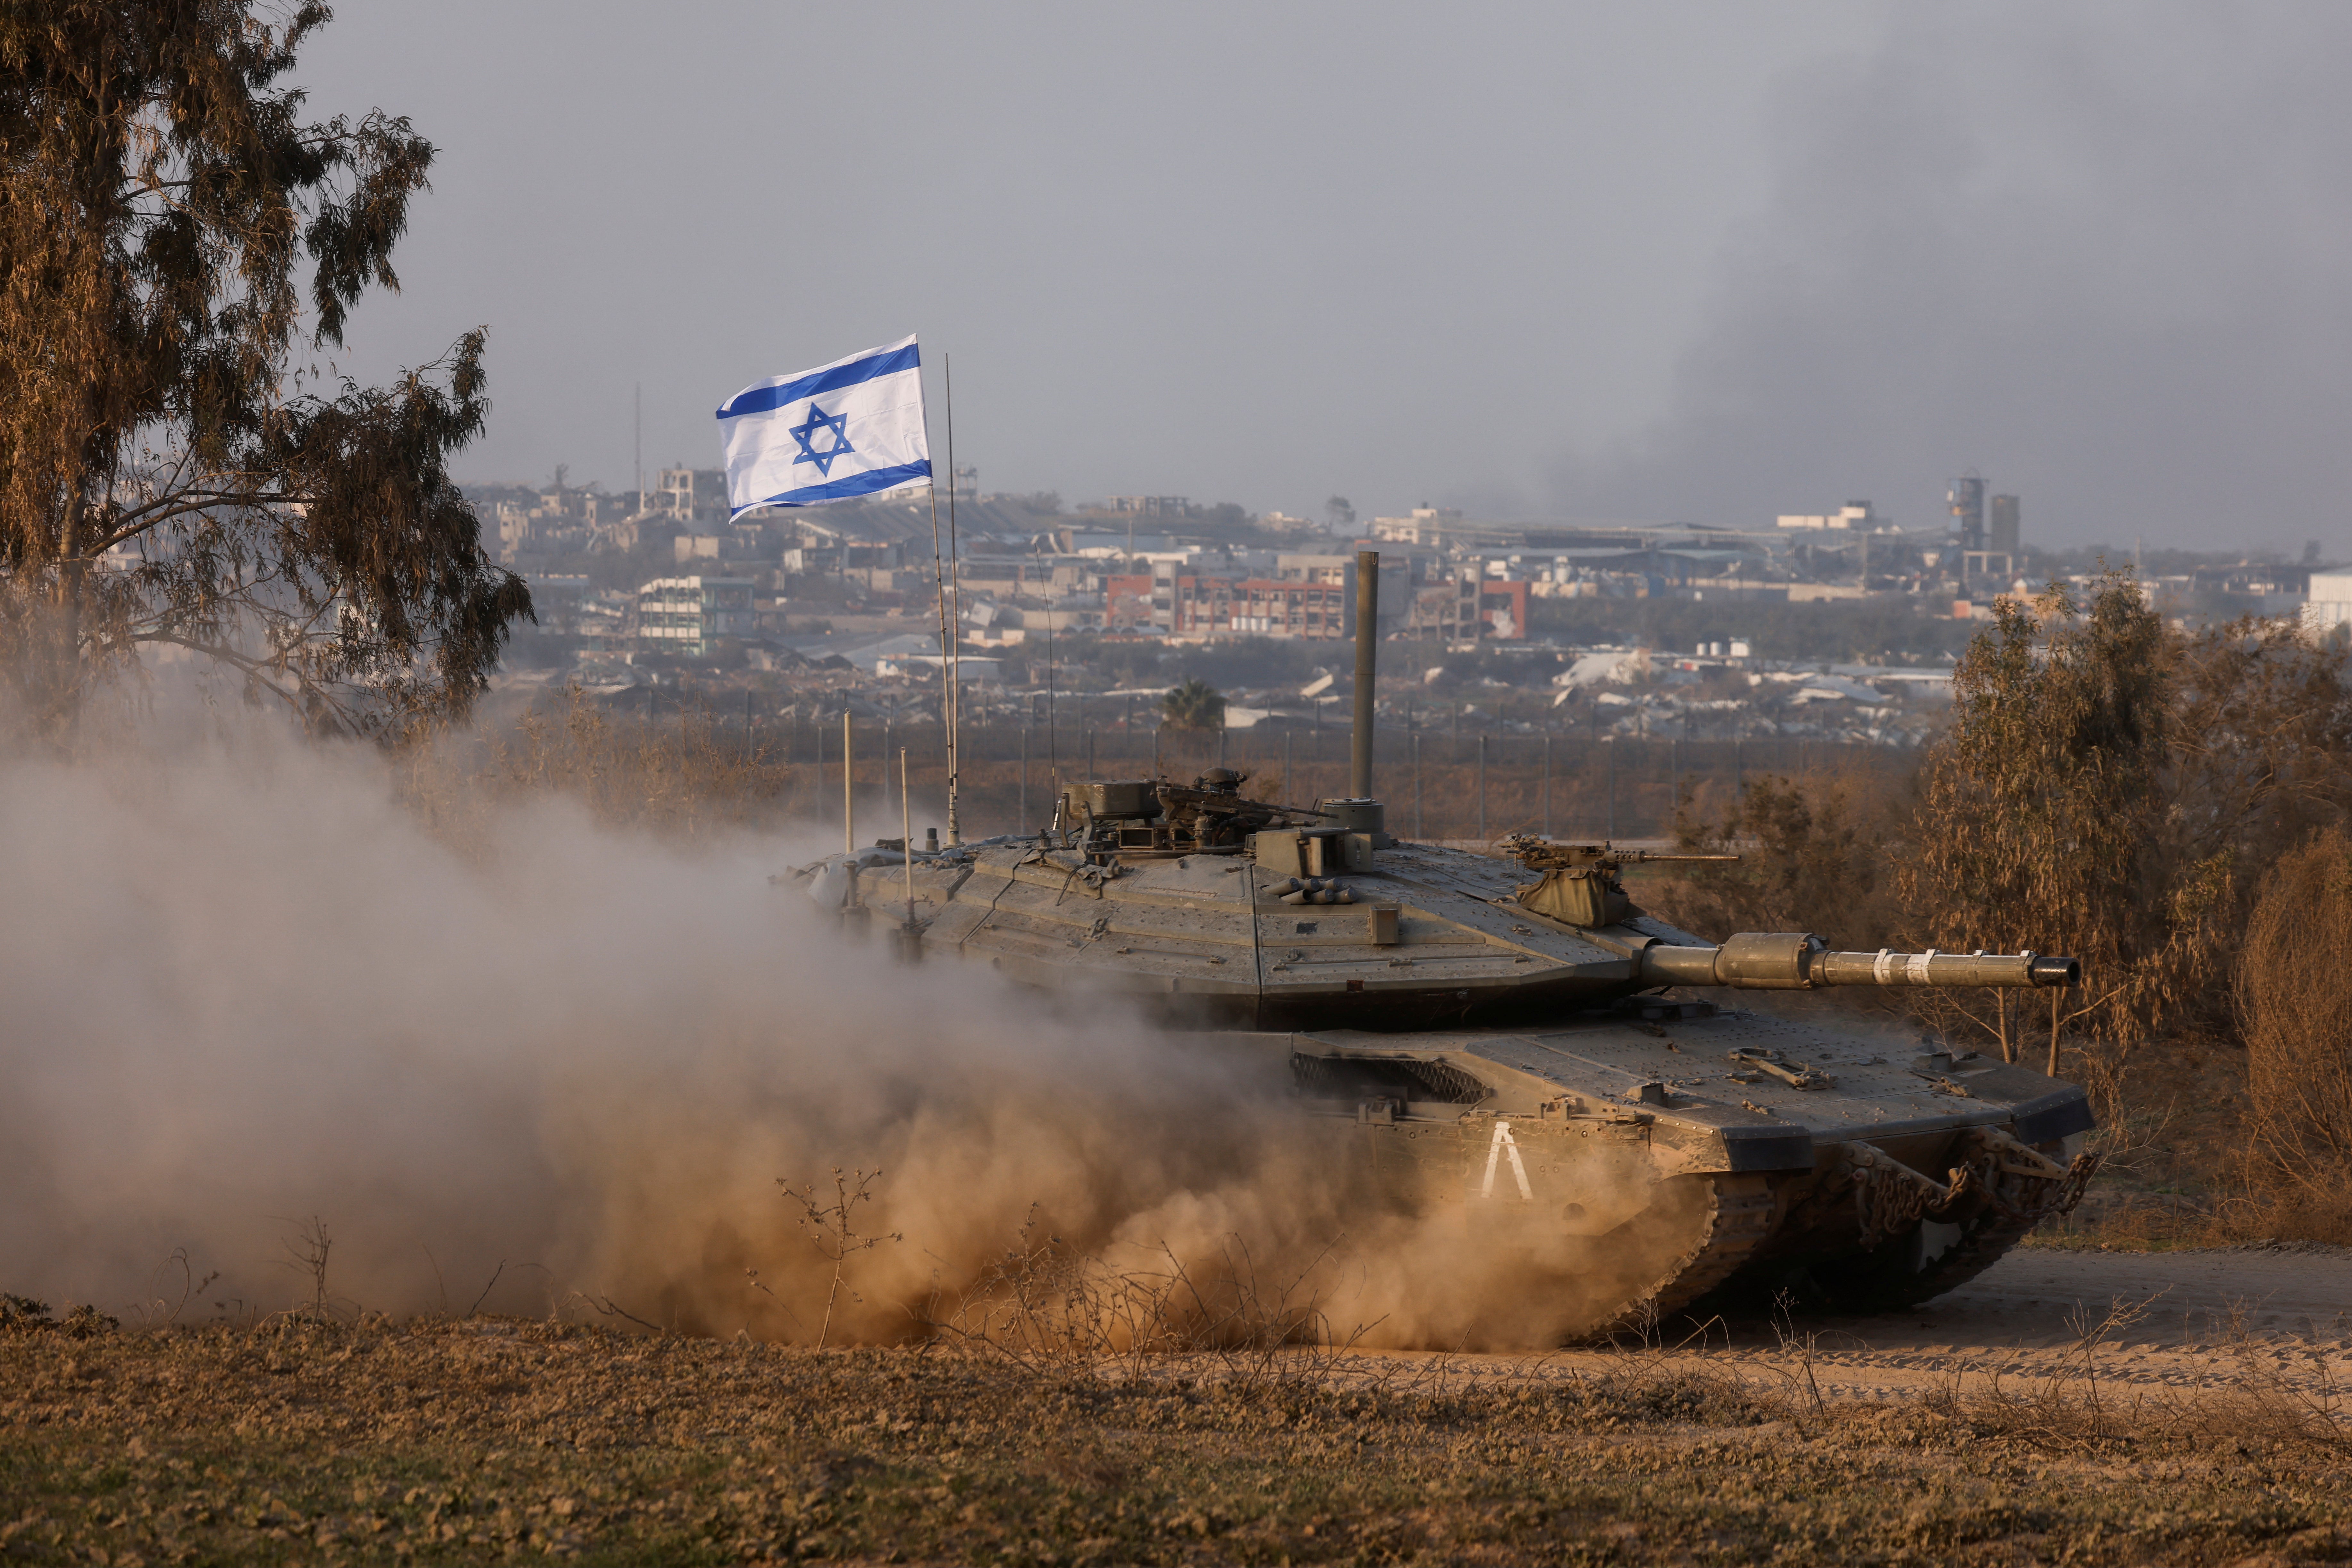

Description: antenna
[1352,550,1379,800]
[944,354,963,845]
[633,382,642,514]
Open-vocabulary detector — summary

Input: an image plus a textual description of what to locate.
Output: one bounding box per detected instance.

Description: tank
[793,552,2098,1333]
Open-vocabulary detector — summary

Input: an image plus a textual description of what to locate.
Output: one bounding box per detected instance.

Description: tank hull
[1261,1013,2094,1329]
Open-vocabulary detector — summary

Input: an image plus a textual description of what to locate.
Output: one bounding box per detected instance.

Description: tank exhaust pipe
[1352,549,1378,800]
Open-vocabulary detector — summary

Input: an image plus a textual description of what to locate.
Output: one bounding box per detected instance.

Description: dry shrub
[2239,827,2352,1222]
[1916,1295,2351,1453]
[395,686,804,848]
[1658,592,2352,1077]
[1896,575,2234,1053]
[1657,771,1900,951]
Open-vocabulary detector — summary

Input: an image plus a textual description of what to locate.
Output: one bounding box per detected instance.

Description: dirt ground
[1362,1243,2352,1409]
[9,1244,2352,1567]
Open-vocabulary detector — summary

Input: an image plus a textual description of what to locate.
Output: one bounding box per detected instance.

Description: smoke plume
[1555,2,2352,550]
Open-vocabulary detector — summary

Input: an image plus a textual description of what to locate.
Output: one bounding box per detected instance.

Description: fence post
[1542,733,1551,839]
[1606,737,1616,841]
[1413,729,1423,839]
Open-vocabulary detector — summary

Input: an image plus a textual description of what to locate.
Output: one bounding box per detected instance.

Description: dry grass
[6,1302,2352,1566]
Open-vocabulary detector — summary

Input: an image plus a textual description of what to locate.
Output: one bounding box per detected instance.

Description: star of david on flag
[715,334,929,516]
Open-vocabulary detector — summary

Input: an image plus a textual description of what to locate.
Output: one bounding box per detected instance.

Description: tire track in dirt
[1373,1245,2352,1401]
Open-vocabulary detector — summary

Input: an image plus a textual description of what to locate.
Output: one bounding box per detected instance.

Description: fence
[589,689,1913,848]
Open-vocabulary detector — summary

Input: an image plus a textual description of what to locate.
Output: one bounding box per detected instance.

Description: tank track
[1820,1137,2098,1312]
[1869,1138,2097,1308]
[1599,1173,1781,1335]
[1881,1205,2044,1307]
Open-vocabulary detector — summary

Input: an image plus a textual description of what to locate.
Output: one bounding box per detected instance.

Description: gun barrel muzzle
[1637,934,2080,991]
[1813,948,2081,988]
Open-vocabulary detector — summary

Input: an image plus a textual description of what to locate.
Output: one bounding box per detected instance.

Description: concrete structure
[654,467,730,527]
[1989,494,2021,555]
[1169,574,1353,639]
[2302,572,2352,635]
[1950,476,1986,552]
[636,576,754,658]
[1405,571,1531,641]
[1370,506,1466,545]
[1776,502,1881,531]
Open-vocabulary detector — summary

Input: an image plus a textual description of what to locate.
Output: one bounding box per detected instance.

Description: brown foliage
[1660,770,1900,951]
[1662,584,2352,1078]
[2240,827,2352,1206]
[394,689,803,849]
[0,2,528,736]
[1896,573,2231,1050]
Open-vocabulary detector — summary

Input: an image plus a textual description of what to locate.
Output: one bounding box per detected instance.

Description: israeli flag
[716,334,930,516]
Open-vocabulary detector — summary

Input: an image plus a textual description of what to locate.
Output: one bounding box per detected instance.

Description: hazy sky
[303,3,2352,550]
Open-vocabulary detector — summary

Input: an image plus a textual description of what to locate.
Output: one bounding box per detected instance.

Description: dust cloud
[0,735,1668,1349]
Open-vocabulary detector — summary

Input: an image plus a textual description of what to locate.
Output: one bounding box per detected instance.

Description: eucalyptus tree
[1895,573,2227,1057]
[0,1,530,737]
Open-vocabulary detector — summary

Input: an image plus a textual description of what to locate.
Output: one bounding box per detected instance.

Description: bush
[1658,773,1897,952]
[2240,828,2352,1207]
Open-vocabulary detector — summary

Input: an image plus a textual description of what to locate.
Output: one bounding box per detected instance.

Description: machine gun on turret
[1503,835,1742,928]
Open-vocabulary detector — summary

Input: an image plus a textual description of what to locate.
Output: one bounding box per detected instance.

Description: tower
[1989,494,2020,556]
[1949,475,1986,552]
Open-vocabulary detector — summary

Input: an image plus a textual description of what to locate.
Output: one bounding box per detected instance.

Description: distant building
[2302,572,2352,635]
[654,467,731,527]
[1105,573,1154,630]
[1989,494,2021,555]
[1776,502,1881,530]
[1949,476,1986,551]
[1370,506,1466,545]
[1964,493,2020,579]
[1405,571,1530,641]
[636,576,754,658]
[1168,574,1353,639]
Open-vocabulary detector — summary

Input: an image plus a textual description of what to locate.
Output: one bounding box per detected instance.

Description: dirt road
[1372,1244,2352,1401]
[1693,1243,2352,1399]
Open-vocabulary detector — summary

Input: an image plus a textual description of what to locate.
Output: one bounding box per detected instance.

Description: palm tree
[1161,677,1226,730]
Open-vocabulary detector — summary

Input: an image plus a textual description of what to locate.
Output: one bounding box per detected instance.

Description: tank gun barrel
[1637,933,2079,991]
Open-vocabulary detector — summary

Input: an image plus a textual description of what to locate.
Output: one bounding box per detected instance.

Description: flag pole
[944,354,964,846]
[923,363,954,844]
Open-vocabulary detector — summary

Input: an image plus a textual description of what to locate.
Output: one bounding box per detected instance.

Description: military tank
[794,552,2097,1331]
